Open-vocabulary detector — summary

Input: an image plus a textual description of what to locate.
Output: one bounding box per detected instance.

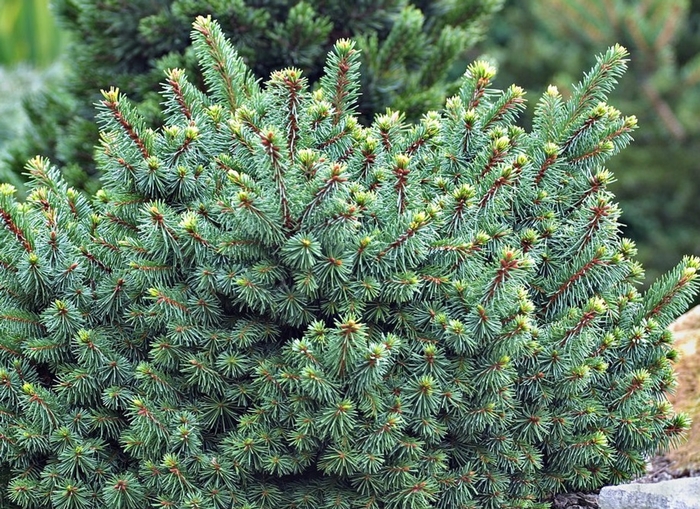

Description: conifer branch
[462,60,497,110]
[0,311,45,331]
[260,131,294,230]
[478,166,517,208]
[392,155,411,214]
[560,299,605,346]
[165,69,193,121]
[484,250,522,303]
[560,44,629,140]
[299,164,348,225]
[0,208,32,252]
[534,144,559,186]
[482,85,527,130]
[100,88,151,159]
[105,212,139,232]
[192,16,259,112]
[377,212,430,260]
[283,72,302,158]
[79,246,112,273]
[321,39,360,125]
[479,136,510,179]
[546,251,609,312]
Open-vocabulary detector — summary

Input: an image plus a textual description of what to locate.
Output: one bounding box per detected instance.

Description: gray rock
[599,477,700,509]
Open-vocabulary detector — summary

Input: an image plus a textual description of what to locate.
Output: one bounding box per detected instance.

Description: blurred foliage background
[0,0,65,188]
[0,0,63,67]
[0,0,698,292]
[482,0,700,285]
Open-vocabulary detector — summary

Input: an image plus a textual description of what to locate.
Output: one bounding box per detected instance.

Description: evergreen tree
[3,0,502,194]
[1,17,697,509]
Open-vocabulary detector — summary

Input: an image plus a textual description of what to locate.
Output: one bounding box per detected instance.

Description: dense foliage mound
[0,16,697,509]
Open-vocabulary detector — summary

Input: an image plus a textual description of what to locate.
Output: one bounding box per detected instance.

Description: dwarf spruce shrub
[0,16,697,509]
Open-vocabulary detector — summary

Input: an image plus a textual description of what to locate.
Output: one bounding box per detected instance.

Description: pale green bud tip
[475,231,491,244]
[181,214,198,232]
[521,229,538,242]
[686,256,700,270]
[619,238,637,256]
[544,142,559,157]
[682,266,697,279]
[509,85,525,97]
[26,155,49,172]
[463,109,477,124]
[453,184,475,201]
[334,38,356,55]
[445,96,463,111]
[612,43,629,59]
[207,104,224,118]
[147,157,160,170]
[587,297,607,314]
[410,212,428,228]
[164,126,180,138]
[467,60,497,82]
[271,68,300,82]
[599,140,614,152]
[592,103,608,118]
[607,106,621,120]
[494,136,510,151]
[193,15,214,33]
[101,87,120,103]
[376,111,401,130]
[166,68,184,81]
[184,125,199,140]
[546,85,560,97]
[298,149,318,164]
[394,154,410,168]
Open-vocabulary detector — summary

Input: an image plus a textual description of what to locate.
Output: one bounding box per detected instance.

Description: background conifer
[1,17,698,509]
[2,0,502,194]
[485,0,700,292]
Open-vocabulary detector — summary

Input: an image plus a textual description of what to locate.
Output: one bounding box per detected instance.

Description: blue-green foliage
[0,16,697,509]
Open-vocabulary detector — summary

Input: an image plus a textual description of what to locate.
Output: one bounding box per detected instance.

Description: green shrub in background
[3,0,502,195]
[484,0,700,288]
[1,17,698,509]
